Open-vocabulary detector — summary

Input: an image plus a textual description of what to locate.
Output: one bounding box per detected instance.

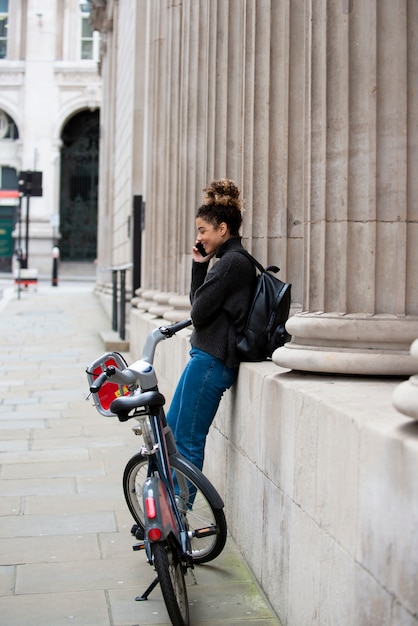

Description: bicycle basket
[87,352,133,417]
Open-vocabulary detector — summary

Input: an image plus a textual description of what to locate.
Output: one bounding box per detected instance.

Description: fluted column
[274,0,418,375]
[143,0,167,290]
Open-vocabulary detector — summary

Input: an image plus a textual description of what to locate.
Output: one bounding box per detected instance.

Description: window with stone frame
[79,1,100,61]
[0,0,8,59]
[81,14,93,59]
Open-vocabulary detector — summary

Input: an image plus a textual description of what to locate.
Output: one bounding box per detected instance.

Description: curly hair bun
[203,178,242,210]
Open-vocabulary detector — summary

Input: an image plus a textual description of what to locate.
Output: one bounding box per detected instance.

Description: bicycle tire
[152,541,190,626]
[123,452,227,564]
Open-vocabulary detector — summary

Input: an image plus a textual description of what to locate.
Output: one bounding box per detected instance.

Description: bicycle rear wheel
[123,452,227,563]
[152,541,189,626]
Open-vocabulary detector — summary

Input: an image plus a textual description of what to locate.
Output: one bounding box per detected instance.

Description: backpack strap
[232,248,280,275]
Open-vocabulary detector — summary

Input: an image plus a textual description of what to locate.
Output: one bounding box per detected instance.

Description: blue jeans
[167,347,238,471]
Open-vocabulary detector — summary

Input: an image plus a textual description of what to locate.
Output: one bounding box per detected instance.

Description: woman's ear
[218,222,228,236]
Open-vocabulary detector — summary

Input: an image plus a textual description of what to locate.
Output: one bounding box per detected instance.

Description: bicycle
[86,319,227,626]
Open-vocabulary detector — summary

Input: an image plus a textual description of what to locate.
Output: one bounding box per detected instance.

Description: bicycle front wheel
[152,541,189,626]
[123,452,227,563]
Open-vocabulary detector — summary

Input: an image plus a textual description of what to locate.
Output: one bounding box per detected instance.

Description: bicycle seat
[110,390,166,420]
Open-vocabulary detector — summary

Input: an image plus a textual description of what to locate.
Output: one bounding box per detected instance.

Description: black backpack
[234,249,292,361]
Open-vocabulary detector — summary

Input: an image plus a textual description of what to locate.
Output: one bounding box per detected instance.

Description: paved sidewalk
[0,278,280,626]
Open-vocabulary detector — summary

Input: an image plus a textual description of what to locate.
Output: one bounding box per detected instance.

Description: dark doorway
[0,166,18,272]
[59,109,99,261]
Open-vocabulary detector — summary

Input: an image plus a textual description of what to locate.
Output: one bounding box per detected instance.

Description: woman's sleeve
[190,256,238,327]
[189,260,210,303]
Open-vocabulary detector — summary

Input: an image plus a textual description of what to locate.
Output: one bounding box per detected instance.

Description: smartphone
[196,242,208,257]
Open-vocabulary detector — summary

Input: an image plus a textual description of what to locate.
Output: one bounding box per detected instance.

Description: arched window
[0,109,18,140]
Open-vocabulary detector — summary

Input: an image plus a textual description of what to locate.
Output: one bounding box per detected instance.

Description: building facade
[93,1,418,624]
[0,0,101,275]
[93,0,418,379]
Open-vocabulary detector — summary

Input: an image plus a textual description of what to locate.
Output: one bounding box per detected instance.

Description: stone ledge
[99,330,129,352]
[129,306,418,623]
[208,364,418,624]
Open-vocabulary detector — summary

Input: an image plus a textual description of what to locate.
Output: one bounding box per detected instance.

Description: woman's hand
[192,242,214,263]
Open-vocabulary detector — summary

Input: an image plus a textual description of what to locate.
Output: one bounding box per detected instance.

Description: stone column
[142,0,212,295]
[143,0,166,290]
[274,0,418,375]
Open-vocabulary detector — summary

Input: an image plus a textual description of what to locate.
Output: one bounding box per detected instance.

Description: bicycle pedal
[132,542,145,551]
[193,525,218,538]
[135,527,145,540]
[130,524,145,540]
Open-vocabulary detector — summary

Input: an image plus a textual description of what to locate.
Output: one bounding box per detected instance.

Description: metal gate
[59,110,99,261]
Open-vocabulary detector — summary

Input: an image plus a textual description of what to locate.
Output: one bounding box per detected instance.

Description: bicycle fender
[172,453,225,509]
[142,476,178,542]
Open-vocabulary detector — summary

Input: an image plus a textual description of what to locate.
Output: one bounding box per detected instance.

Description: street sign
[18,171,43,197]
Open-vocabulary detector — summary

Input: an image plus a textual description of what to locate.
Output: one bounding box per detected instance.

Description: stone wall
[129,308,418,625]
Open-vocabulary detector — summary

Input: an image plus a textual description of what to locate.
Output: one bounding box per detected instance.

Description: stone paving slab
[2,459,106,479]
[0,448,90,463]
[0,534,101,565]
[15,557,150,594]
[0,496,21,516]
[0,510,117,537]
[0,590,111,626]
[0,280,281,626]
[23,493,126,516]
[1,477,75,497]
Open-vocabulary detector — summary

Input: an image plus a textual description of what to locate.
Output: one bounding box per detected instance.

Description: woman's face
[195,217,228,256]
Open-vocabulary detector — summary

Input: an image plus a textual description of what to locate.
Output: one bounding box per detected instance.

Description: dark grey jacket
[189,237,256,368]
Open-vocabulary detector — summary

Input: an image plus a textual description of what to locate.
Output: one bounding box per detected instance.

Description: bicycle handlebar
[159,318,193,338]
[89,367,115,393]
[140,318,192,364]
[88,319,193,395]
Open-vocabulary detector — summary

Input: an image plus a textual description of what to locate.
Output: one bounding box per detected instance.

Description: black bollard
[52,246,59,286]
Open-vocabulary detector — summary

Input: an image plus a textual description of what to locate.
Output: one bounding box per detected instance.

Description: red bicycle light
[86,352,131,417]
[145,497,157,519]
[148,528,162,541]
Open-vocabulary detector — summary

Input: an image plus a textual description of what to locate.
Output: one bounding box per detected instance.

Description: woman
[166,178,256,472]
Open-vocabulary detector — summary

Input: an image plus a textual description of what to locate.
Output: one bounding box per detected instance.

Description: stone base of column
[273,313,418,376]
[392,339,418,419]
[392,375,418,419]
[132,289,191,322]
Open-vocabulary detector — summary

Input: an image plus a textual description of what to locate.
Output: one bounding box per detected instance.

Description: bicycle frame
[139,408,191,564]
